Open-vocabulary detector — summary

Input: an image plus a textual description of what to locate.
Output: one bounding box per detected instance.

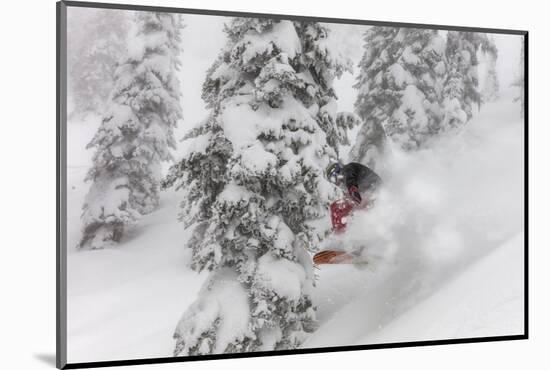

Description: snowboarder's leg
[330,198,355,233]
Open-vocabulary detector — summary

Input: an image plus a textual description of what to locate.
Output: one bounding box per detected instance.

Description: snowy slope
[66,118,208,364]
[66,185,208,363]
[363,233,524,343]
[306,233,524,348]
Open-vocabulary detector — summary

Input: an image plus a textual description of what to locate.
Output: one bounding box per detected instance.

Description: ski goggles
[328,168,343,184]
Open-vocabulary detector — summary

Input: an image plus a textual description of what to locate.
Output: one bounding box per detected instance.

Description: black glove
[348,185,362,204]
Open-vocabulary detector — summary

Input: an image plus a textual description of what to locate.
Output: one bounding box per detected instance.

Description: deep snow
[306,233,523,348]
[67,179,207,362]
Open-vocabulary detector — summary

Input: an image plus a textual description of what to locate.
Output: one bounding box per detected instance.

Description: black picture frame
[56,1,529,368]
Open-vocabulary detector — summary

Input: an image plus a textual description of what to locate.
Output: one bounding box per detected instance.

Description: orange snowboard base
[313,250,363,265]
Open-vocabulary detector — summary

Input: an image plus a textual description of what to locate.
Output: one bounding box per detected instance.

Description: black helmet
[326,162,342,183]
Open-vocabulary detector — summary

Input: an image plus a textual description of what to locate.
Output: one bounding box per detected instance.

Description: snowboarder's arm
[343,164,362,203]
[348,185,362,204]
[345,168,361,203]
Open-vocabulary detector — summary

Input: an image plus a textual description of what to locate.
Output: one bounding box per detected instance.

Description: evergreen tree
[67,9,130,118]
[479,36,499,103]
[512,39,525,116]
[351,27,398,167]
[79,13,183,249]
[442,31,494,130]
[164,18,355,355]
[352,27,447,154]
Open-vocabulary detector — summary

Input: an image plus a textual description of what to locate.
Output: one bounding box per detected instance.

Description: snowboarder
[325,162,382,206]
[313,162,382,265]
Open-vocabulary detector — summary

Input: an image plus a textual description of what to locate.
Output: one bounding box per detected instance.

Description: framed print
[57,1,528,368]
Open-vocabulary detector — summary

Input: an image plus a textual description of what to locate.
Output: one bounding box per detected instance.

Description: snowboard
[313,250,367,265]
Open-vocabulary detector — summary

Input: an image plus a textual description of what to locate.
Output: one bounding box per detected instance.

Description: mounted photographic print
[56,1,528,368]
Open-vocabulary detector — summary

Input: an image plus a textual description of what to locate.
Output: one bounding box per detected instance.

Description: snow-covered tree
[512,38,525,116]
[352,27,447,154]
[67,9,130,118]
[478,36,499,103]
[79,13,183,249]
[164,18,354,355]
[351,27,397,166]
[442,31,494,130]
